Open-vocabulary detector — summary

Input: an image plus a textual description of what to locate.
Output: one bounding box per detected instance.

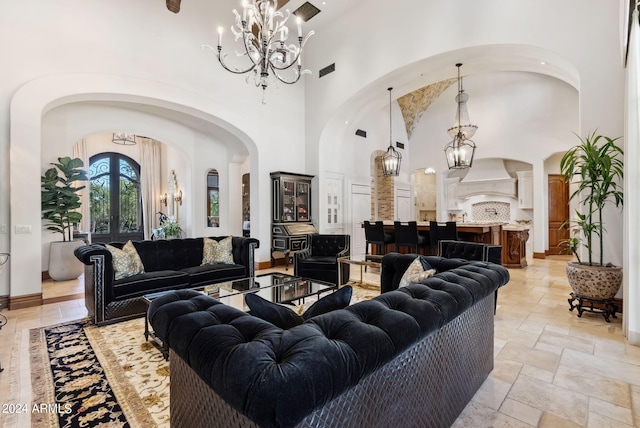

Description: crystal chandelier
[444,63,477,169]
[381,87,402,176]
[112,132,136,145]
[209,0,314,102]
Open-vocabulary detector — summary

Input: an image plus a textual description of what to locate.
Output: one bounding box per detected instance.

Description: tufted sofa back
[380,253,470,293]
[308,234,349,257]
[439,240,502,265]
[148,260,509,428]
[75,236,260,282]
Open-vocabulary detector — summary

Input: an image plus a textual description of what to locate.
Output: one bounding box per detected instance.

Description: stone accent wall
[370,151,395,220]
[397,78,457,139]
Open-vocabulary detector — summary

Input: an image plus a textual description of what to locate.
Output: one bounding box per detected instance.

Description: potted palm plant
[41,156,89,281]
[560,131,623,320]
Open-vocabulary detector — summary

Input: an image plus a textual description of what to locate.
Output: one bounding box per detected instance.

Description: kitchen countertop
[377,221,530,230]
[502,224,531,231]
[379,221,506,227]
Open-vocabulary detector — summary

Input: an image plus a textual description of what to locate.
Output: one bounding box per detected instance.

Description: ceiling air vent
[355,129,367,138]
[396,142,405,149]
[293,2,321,22]
[320,63,335,78]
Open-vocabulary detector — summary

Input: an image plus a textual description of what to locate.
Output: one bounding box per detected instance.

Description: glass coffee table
[143,273,337,358]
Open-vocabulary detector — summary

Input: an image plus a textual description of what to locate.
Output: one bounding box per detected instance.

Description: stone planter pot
[565,262,623,300]
[48,240,85,281]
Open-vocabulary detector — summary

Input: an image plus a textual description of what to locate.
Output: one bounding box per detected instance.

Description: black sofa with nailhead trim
[74,236,258,325]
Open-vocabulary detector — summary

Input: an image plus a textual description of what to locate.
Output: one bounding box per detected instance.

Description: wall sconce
[160,193,168,206]
[174,190,183,206]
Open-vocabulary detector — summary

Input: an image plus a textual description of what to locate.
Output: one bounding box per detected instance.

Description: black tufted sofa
[74,236,258,325]
[294,234,350,285]
[149,258,509,428]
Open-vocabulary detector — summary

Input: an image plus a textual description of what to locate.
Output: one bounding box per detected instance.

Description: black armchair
[294,234,350,285]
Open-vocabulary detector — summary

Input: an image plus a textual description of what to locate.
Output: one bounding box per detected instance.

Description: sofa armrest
[230,236,259,277]
[336,246,350,258]
[74,244,111,265]
[75,244,114,325]
[74,243,115,289]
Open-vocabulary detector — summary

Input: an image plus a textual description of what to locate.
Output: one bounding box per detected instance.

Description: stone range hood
[456,159,517,199]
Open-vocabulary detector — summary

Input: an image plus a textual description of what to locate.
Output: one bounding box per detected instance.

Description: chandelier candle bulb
[297,17,302,38]
[217,27,223,47]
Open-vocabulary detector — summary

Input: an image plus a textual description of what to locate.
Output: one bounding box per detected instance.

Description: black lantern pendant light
[444,63,476,169]
[381,87,402,176]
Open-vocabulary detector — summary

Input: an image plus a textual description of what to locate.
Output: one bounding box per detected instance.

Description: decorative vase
[565,262,623,300]
[48,240,85,281]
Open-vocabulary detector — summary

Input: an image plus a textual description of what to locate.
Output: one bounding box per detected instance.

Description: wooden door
[548,174,569,255]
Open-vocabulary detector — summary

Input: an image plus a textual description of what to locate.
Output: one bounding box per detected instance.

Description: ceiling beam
[167,0,289,14]
[166,0,181,13]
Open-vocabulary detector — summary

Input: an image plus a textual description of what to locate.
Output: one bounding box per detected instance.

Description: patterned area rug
[28,284,379,428]
[30,318,169,428]
[349,283,380,302]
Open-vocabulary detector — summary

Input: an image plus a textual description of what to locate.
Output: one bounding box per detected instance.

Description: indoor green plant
[159,216,183,239]
[559,131,624,304]
[41,156,89,280]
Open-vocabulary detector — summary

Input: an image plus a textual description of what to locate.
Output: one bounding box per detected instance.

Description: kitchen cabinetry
[270,171,317,269]
[517,170,533,209]
[416,184,436,210]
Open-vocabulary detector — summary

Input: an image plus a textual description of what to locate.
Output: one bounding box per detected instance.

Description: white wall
[0,1,627,308]
[304,0,622,269]
[5,0,307,298]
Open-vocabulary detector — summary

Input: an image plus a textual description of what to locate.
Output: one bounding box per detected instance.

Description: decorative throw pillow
[201,236,235,265]
[245,286,353,329]
[399,256,435,288]
[106,241,144,281]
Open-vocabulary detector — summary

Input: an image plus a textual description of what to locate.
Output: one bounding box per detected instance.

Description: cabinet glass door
[296,182,310,221]
[282,180,296,221]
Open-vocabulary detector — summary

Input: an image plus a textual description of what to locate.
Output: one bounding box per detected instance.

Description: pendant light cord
[456,63,462,139]
[388,87,393,146]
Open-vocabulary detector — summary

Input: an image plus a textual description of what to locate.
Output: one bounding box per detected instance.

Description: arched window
[207,169,220,227]
[89,152,143,243]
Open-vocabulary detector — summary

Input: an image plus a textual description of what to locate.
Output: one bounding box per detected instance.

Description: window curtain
[624,5,640,344]
[140,138,162,239]
[72,139,90,233]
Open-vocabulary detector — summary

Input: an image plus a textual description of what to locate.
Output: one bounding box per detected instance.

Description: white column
[624,7,640,345]
[531,160,547,258]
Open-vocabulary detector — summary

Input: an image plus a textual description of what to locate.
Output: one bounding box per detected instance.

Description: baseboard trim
[533,252,546,259]
[42,271,51,281]
[10,293,43,310]
[257,260,281,270]
[43,293,84,305]
[0,295,9,310]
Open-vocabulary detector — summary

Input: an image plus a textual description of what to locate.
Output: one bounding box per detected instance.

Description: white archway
[9,73,260,301]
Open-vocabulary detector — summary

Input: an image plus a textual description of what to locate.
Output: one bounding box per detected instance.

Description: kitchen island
[379,221,504,246]
[501,224,531,268]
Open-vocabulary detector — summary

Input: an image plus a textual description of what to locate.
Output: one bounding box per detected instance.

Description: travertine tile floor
[0,256,638,427]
